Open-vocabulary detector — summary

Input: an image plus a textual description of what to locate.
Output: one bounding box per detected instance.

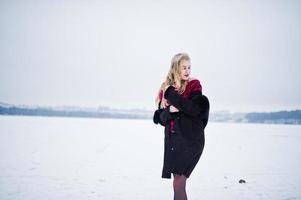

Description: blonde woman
[153,53,209,200]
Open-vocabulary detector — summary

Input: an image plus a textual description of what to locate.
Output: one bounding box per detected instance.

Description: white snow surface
[0,116,300,200]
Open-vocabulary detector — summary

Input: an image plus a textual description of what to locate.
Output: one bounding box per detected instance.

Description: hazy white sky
[1,0,300,112]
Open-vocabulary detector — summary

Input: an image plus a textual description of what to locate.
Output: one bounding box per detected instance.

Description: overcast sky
[1,0,300,112]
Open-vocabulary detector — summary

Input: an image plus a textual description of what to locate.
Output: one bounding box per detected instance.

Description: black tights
[173,174,188,200]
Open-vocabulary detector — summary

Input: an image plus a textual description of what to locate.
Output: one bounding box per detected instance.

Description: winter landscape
[0,115,300,200]
[1,1,301,199]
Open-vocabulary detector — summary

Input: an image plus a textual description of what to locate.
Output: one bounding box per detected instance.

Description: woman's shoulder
[182,77,202,97]
[188,77,202,89]
[188,77,200,83]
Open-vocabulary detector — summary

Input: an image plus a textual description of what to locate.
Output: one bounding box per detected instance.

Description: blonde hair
[155,53,191,107]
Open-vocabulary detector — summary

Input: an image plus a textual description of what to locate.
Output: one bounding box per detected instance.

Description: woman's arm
[153,105,177,126]
[164,86,209,118]
[159,106,180,126]
[159,108,172,126]
[153,108,164,125]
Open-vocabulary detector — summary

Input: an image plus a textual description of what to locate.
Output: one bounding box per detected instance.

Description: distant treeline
[1,104,301,125]
[203,110,301,125]
[245,110,301,124]
[0,106,151,120]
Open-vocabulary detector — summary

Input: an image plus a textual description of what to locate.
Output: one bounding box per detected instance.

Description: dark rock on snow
[239,179,246,183]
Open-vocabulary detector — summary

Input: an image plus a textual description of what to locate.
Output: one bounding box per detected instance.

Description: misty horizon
[1,100,300,114]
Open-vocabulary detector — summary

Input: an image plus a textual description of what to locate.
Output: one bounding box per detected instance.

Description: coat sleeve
[153,108,163,125]
[153,107,174,126]
[153,99,173,126]
[159,106,180,126]
[164,86,209,118]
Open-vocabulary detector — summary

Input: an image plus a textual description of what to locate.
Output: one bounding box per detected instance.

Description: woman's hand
[161,98,170,108]
[169,105,179,113]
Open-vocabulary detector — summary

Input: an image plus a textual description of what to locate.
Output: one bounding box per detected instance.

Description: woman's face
[179,60,191,81]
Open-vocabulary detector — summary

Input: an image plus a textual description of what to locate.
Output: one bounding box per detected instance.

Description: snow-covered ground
[0,115,300,200]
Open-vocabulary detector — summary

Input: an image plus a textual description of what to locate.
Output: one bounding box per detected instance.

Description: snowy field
[0,115,301,200]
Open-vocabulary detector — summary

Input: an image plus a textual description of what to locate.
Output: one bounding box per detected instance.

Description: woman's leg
[173,174,188,200]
